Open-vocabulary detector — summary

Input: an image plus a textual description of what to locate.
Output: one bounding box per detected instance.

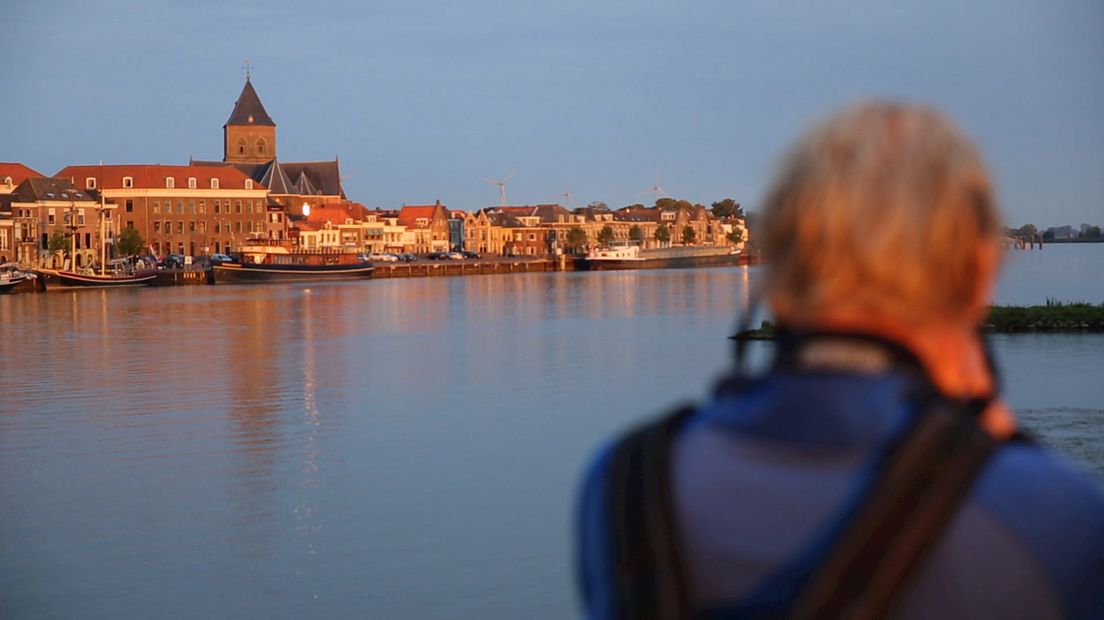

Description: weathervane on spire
[242,59,253,81]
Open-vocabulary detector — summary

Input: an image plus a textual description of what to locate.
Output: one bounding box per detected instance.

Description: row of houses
[0,77,746,268]
[0,159,746,267]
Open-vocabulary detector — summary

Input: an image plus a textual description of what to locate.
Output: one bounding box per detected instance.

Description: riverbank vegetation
[735,302,1104,340]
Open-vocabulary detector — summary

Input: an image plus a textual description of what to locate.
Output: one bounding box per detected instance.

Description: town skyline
[4,1,1102,227]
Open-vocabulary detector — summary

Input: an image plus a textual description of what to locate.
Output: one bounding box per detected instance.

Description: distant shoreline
[734,303,1104,339]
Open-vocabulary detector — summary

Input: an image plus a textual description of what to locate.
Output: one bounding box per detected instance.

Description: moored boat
[0,263,35,293]
[212,243,374,284]
[577,243,741,271]
[48,267,158,288]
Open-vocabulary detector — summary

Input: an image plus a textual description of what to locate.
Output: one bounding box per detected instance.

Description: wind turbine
[560,186,574,208]
[638,171,668,202]
[481,170,516,207]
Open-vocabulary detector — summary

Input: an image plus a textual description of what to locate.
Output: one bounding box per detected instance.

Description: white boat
[579,242,741,270]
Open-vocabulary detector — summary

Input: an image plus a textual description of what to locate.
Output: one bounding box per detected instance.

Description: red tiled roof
[54,164,265,191]
[398,204,446,227]
[306,201,370,224]
[0,163,45,186]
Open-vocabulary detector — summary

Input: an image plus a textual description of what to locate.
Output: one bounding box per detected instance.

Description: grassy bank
[735,302,1104,340]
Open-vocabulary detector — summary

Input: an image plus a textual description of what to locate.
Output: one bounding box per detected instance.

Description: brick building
[54,164,269,256]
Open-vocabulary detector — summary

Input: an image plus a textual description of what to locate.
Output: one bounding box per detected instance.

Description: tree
[587,201,609,211]
[1017,224,1038,239]
[1086,225,1102,239]
[116,226,145,257]
[681,225,697,245]
[597,225,614,246]
[654,224,671,245]
[711,198,744,220]
[629,225,644,243]
[726,228,745,244]
[47,230,70,256]
[566,226,587,250]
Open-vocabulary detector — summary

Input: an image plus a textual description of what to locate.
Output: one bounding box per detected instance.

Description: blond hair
[760,101,1001,325]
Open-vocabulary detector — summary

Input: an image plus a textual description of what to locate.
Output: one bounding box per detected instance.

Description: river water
[1,244,1102,618]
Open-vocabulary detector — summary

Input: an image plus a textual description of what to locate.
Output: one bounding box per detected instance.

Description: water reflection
[1,257,1101,619]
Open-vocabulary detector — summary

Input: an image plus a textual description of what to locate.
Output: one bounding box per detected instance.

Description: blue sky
[4,0,1102,227]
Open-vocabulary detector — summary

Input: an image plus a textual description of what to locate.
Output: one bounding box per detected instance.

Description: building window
[165,177,174,189]
[127,221,134,229]
[154,221,161,233]
[199,221,207,233]
[177,201,183,214]
[238,139,247,155]
[85,178,96,189]
[78,210,86,226]
[187,177,196,189]
[257,139,266,156]
[125,200,134,213]
[210,178,219,190]
[236,201,242,213]
[123,177,134,189]
[189,201,196,214]
[153,201,160,214]
[176,221,183,234]
[244,180,254,190]
[48,209,56,225]
[198,200,206,214]
[189,221,196,232]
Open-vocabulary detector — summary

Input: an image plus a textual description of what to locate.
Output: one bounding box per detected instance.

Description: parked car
[368,252,399,262]
[447,252,465,260]
[398,253,418,262]
[209,253,235,264]
[162,254,185,269]
[426,252,450,260]
[460,251,480,259]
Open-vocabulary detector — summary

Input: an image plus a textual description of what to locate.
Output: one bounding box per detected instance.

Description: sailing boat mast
[99,192,106,275]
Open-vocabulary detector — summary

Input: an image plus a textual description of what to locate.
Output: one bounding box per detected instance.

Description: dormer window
[244,180,254,190]
[210,178,219,190]
[165,177,174,189]
[3,176,11,188]
[187,177,197,189]
[85,178,96,189]
[123,176,134,188]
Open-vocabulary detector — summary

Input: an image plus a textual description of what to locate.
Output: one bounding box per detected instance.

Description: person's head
[760,101,1002,328]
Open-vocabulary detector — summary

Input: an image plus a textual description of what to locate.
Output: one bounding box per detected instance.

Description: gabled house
[398,202,450,253]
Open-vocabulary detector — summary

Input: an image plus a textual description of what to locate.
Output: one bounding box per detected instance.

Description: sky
[3,0,1102,228]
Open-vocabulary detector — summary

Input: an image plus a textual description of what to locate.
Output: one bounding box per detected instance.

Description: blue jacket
[578,370,1104,618]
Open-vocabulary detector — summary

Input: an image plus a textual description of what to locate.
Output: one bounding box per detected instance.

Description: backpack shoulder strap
[788,398,1006,619]
[605,404,696,620]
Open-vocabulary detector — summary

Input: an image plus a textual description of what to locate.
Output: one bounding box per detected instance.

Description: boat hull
[50,270,158,288]
[0,276,26,293]
[577,249,742,271]
[212,262,375,283]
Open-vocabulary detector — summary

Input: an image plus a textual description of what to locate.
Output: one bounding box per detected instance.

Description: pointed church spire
[225,79,275,127]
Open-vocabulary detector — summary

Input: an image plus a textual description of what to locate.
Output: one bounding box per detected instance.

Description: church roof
[294,169,318,195]
[225,79,275,127]
[257,160,294,194]
[190,159,344,198]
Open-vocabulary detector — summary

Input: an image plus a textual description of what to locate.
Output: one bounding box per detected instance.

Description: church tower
[223,78,276,163]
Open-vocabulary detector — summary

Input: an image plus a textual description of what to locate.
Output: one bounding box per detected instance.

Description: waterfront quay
[10,252,758,293]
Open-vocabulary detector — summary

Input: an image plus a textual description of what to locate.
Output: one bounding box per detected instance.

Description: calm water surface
[1,244,1102,618]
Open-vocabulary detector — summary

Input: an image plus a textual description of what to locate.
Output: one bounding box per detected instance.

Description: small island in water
[735,301,1104,340]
